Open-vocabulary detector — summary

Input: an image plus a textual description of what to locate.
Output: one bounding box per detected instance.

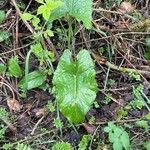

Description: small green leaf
[104,123,131,150]
[120,131,130,150]
[53,49,97,124]
[16,143,33,150]
[53,118,63,128]
[8,57,22,77]
[50,0,92,29]
[78,135,92,150]
[0,30,10,42]
[21,13,34,21]
[113,139,123,150]
[32,16,40,28]
[0,10,6,24]
[19,70,47,90]
[0,63,6,74]
[144,141,150,150]
[44,29,54,38]
[136,120,149,129]
[37,0,64,21]
[52,142,73,150]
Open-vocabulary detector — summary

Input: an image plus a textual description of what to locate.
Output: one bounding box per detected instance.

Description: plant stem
[25,49,33,94]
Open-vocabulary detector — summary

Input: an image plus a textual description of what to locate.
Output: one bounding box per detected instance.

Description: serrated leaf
[50,0,92,29]
[0,10,6,24]
[19,70,47,90]
[53,49,97,124]
[44,29,54,38]
[120,131,130,150]
[0,30,10,42]
[0,63,6,74]
[8,57,22,77]
[21,13,34,21]
[32,16,40,28]
[37,0,64,21]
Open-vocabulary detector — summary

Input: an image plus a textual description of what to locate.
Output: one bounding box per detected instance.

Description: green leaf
[136,120,149,129]
[21,13,34,21]
[0,30,10,42]
[8,57,22,77]
[113,139,123,150]
[16,143,33,150]
[32,16,40,28]
[78,135,92,150]
[104,122,131,150]
[50,0,92,29]
[144,141,150,150]
[37,0,64,21]
[52,142,73,150]
[44,29,54,38]
[0,63,6,74]
[0,10,6,24]
[19,70,47,90]
[53,49,97,124]
[120,131,130,150]
[53,118,63,128]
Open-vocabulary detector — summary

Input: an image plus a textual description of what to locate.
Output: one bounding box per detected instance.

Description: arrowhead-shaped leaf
[53,49,97,124]
[8,57,22,77]
[19,70,47,90]
[50,0,92,29]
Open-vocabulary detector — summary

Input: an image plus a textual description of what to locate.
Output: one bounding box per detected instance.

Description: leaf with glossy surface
[19,70,47,90]
[50,0,92,29]
[8,57,22,77]
[53,49,97,124]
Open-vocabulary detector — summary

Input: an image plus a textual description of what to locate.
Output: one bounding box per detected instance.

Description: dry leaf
[82,123,96,134]
[118,2,134,14]
[35,108,48,117]
[7,98,22,112]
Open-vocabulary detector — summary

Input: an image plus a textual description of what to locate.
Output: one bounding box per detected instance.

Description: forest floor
[0,0,150,150]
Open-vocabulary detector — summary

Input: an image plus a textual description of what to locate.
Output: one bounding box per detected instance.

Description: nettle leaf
[53,49,97,124]
[8,57,22,77]
[50,0,92,29]
[19,70,47,90]
[0,30,10,42]
[21,13,34,21]
[37,0,64,21]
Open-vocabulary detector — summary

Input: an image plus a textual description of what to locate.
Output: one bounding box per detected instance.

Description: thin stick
[31,116,45,135]
[95,118,141,125]
[11,0,34,33]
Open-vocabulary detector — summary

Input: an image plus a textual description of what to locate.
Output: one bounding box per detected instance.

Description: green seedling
[104,122,130,150]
